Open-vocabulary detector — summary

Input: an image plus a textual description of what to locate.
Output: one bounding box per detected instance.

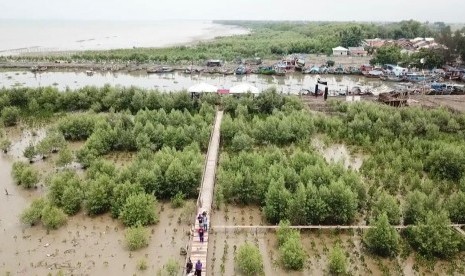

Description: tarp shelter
[229,83,260,94]
[332,46,349,56]
[187,83,218,93]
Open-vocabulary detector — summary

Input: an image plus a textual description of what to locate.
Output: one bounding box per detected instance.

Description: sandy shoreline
[0,22,249,57]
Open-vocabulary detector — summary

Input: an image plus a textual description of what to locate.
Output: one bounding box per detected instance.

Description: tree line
[7,20,440,64]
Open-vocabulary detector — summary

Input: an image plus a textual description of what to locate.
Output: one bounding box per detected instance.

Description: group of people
[197,211,208,243]
[186,258,202,276]
[185,211,209,275]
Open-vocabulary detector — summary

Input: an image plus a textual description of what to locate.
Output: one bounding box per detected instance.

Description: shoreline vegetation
[1,20,463,66]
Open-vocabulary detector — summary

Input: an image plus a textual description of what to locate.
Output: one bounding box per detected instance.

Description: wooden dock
[186,110,223,275]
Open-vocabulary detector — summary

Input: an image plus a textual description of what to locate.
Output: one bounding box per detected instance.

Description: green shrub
[20,198,47,226]
[230,132,254,152]
[164,258,180,276]
[1,106,20,126]
[280,232,306,270]
[137,259,148,271]
[405,211,461,259]
[170,192,185,208]
[56,146,73,167]
[125,224,149,251]
[23,144,36,161]
[236,243,264,275]
[276,220,292,246]
[47,171,82,215]
[364,213,400,257]
[12,161,39,188]
[119,193,158,227]
[329,243,348,275]
[0,138,11,152]
[84,175,113,216]
[41,205,67,230]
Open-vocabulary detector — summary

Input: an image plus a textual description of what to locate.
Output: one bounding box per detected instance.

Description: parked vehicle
[235,65,250,75]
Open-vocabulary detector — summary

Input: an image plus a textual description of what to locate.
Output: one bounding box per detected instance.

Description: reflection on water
[0,70,393,94]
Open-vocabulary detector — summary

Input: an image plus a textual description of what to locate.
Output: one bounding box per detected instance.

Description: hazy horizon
[1,0,464,23]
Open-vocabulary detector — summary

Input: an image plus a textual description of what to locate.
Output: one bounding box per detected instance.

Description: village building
[363,38,385,48]
[332,46,349,56]
[348,47,368,56]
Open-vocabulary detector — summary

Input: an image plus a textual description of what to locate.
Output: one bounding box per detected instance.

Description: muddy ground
[0,157,194,276]
[207,205,465,276]
[0,128,195,276]
[301,93,465,114]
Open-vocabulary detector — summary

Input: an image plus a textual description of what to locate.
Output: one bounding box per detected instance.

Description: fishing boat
[235,65,250,75]
[380,73,404,82]
[274,67,286,76]
[31,66,47,72]
[362,70,384,78]
[147,66,174,74]
[302,66,320,74]
[184,68,202,74]
[257,66,276,75]
[294,59,306,71]
[404,72,431,83]
[334,66,345,74]
[274,64,287,76]
[430,83,465,94]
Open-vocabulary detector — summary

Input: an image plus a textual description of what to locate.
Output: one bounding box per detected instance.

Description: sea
[0,19,249,55]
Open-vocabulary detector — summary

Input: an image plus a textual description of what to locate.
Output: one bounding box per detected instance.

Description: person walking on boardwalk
[198,227,204,243]
[203,216,208,231]
[197,213,203,225]
[202,215,208,231]
[186,258,193,274]
[195,260,202,276]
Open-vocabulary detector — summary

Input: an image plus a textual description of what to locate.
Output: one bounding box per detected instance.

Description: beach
[0,20,249,55]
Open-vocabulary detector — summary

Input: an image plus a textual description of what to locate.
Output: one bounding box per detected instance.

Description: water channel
[0,69,395,94]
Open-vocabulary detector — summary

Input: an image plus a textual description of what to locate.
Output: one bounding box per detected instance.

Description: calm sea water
[0,20,248,54]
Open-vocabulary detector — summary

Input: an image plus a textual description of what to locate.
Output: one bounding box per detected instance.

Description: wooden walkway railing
[212,224,465,232]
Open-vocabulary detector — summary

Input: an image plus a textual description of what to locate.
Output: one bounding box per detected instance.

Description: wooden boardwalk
[187,110,223,275]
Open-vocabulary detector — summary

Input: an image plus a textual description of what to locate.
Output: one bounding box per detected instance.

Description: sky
[0,0,464,22]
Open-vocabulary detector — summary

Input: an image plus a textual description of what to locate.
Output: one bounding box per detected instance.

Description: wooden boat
[235,66,250,75]
[147,66,174,74]
[294,59,305,71]
[404,73,431,83]
[334,66,345,74]
[184,68,202,74]
[31,66,47,72]
[274,68,286,76]
[362,70,384,78]
[257,66,276,75]
[380,73,404,82]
